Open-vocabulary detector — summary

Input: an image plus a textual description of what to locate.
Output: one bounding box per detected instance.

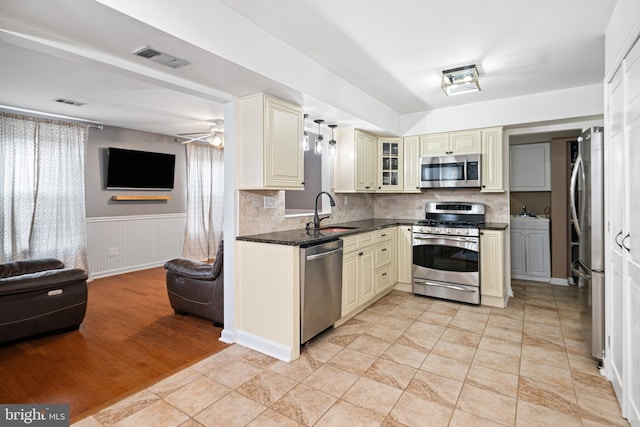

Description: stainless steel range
[412,202,485,304]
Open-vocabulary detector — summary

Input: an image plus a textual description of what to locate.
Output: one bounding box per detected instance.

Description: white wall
[605,0,640,75]
[400,84,604,136]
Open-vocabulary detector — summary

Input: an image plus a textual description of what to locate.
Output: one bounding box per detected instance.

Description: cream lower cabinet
[397,226,413,284]
[480,229,507,308]
[339,228,395,323]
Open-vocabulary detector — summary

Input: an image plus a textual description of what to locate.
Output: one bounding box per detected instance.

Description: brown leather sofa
[164,241,224,327]
[0,258,88,344]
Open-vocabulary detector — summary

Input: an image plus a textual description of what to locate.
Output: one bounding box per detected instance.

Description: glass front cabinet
[378,137,403,191]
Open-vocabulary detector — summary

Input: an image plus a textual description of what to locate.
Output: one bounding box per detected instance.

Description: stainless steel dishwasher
[300,239,343,344]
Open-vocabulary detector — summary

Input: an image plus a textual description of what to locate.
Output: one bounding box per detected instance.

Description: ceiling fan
[176,119,224,147]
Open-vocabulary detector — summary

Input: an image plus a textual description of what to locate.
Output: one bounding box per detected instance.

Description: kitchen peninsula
[235,218,507,362]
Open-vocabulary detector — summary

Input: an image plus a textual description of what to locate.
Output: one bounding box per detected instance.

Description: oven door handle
[413,279,477,293]
[413,235,477,244]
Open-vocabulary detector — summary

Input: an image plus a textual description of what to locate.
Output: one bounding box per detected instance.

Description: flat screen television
[106,147,176,190]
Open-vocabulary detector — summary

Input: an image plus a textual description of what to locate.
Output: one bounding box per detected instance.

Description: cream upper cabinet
[403,136,421,192]
[420,132,449,156]
[481,127,504,192]
[377,137,403,192]
[420,130,481,156]
[356,130,377,191]
[334,128,378,192]
[480,229,506,308]
[509,142,551,192]
[236,93,304,190]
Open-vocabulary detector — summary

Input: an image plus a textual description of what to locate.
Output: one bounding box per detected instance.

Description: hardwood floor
[0,267,229,423]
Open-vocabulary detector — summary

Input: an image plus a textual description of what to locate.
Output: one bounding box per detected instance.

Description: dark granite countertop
[482,223,509,230]
[236,219,509,246]
[236,218,416,246]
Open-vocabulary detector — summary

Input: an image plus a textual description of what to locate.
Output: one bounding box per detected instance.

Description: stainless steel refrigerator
[570,126,605,361]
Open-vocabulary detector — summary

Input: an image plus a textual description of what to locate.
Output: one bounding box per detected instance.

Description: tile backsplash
[238,189,508,236]
[238,190,373,236]
[373,189,509,223]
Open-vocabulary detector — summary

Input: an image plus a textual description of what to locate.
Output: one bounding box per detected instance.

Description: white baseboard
[219,329,235,344]
[235,330,295,362]
[550,277,571,286]
[88,261,167,280]
[394,282,412,293]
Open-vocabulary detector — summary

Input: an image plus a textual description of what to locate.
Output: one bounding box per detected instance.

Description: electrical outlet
[109,247,119,257]
[264,196,277,209]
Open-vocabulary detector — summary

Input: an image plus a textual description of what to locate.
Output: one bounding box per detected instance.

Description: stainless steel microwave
[420,154,481,188]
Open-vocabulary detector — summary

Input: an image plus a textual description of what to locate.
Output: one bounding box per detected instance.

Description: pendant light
[302,114,310,151]
[328,124,337,156]
[314,119,324,155]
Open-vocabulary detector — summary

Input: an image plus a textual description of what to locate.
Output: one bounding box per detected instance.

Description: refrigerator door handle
[572,260,591,280]
[569,154,583,239]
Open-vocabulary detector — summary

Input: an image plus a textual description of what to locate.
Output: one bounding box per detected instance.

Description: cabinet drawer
[342,231,375,253]
[341,235,359,253]
[373,228,392,243]
[374,242,392,268]
[375,264,392,292]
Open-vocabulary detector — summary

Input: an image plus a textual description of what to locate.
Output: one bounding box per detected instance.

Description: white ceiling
[0,0,616,137]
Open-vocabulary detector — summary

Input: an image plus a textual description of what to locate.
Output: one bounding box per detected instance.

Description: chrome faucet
[308,191,336,230]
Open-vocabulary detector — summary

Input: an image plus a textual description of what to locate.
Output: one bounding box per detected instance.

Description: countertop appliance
[420,154,481,189]
[300,239,343,344]
[570,126,605,361]
[412,202,485,304]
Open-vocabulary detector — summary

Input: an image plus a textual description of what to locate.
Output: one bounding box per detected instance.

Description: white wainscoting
[86,213,186,279]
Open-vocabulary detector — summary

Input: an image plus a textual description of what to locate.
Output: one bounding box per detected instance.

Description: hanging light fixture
[328,124,337,156]
[207,120,224,147]
[314,119,324,155]
[302,114,310,151]
[441,64,481,96]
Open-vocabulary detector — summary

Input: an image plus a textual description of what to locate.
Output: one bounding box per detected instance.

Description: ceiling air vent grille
[131,45,191,69]
[54,98,86,106]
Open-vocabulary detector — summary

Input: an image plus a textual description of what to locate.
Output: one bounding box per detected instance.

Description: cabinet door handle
[382,272,387,276]
[358,252,364,256]
[381,248,387,252]
[622,233,631,252]
[615,231,623,249]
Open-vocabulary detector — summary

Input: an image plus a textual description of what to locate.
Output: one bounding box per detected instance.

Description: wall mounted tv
[106,147,176,190]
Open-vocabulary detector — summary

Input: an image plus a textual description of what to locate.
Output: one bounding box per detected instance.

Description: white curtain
[183,142,224,260]
[0,113,89,270]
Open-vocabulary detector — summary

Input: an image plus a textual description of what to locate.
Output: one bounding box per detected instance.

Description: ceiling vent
[54,98,86,106]
[132,45,191,69]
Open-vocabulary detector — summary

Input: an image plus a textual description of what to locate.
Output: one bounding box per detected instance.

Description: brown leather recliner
[0,258,88,344]
[164,241,224,327]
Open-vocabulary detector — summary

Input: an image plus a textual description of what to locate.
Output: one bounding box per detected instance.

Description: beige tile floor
[73,281,629,427]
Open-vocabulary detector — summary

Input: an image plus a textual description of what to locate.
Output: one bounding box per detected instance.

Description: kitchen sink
[318,226,357,233]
